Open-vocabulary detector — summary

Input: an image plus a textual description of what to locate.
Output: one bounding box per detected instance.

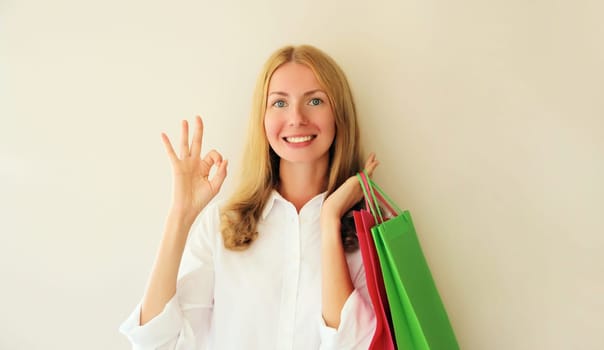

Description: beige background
[1,0,603,349]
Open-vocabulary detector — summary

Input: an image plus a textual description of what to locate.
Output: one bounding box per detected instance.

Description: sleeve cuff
[119,296,184,348]
[318,289,376,349]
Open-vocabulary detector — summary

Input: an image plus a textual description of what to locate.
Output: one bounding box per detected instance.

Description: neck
[277,158,329,212]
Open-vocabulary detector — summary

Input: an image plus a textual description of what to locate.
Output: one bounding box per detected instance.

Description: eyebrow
[268,89,326,97]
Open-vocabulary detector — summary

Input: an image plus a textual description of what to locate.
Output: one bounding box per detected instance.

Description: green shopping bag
[357,172,460,350]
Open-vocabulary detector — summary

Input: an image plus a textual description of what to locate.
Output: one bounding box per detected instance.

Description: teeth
[285,135,314,143]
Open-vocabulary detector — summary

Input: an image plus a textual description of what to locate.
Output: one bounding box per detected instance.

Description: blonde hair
[220,45,362,251]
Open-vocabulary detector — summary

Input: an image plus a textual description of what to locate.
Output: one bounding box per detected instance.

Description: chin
[275,152,331,166]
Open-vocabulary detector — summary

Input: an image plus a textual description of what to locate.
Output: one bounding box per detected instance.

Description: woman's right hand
[161,115,228,223]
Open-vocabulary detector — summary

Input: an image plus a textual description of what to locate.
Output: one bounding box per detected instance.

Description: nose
[287,104,308,126]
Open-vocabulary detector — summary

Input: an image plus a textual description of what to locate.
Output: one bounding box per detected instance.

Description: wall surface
[1,0,602,349]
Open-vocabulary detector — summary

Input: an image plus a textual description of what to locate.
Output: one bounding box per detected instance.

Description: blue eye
[273,100,286,108]
[309,98,322,106]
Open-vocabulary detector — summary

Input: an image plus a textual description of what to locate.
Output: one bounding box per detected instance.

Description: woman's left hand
[321,153,379,220]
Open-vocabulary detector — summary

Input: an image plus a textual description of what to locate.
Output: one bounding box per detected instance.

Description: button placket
[277,208,301,350]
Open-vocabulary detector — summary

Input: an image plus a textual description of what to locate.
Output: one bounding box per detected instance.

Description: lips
[283,135,317,143]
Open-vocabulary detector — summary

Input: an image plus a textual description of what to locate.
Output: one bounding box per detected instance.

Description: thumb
[209,159,228,194]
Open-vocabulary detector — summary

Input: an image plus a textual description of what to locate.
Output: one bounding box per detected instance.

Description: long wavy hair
[220,45,363,252]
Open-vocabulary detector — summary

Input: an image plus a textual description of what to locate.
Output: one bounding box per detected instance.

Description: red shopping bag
[354,190,397,350]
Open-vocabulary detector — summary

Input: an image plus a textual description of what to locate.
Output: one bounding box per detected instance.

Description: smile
[283,135,316,143]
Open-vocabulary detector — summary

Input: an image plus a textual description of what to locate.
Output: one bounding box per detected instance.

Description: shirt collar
[261,189,328,220]
[261,190,280,220]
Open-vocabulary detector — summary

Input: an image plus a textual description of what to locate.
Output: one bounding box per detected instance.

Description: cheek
[321,113,337,141]
[264,115,280,145]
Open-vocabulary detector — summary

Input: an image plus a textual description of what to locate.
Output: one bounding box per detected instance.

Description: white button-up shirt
[120,190,376,349]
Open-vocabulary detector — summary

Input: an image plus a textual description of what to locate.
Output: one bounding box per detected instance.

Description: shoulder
[188,201,224,252]
[194,201,222,231]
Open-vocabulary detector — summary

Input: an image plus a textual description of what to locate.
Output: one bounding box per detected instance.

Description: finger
[363,152,376,169]
[161,133,178,164]
[180,120,190,158]
[366,159,379,177]
[210,159,228,194]
[190,116,204,158]
[366,161,379,177]
[202,150,223,174]
[365,154,379,177]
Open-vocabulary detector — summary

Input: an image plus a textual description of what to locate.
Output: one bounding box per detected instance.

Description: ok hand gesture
[161,116,228,223]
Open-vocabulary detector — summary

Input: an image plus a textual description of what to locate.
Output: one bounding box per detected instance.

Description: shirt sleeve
[119,204,220,350]
[318,252,377,350]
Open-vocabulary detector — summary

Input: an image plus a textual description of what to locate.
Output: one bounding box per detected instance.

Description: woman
[120,44,379,349]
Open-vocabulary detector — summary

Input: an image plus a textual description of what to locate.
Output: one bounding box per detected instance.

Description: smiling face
[264,62,336,167]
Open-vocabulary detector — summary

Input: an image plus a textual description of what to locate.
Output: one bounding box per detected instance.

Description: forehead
[268,62,323,93]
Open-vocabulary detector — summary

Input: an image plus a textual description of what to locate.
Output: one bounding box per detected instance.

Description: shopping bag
[353,206,395,350]
[357,171,460,350]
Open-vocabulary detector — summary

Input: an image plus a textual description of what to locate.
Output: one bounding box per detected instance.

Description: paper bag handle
[356,170,401,223]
